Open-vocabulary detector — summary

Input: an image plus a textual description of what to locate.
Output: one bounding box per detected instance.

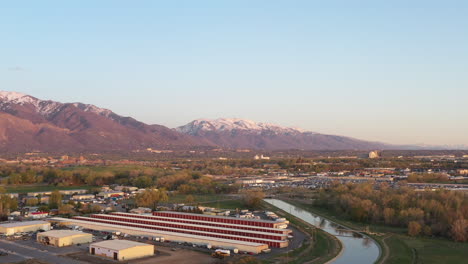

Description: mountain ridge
[176,118,394,150]
[0,91,201,153]
[1,91,460,153]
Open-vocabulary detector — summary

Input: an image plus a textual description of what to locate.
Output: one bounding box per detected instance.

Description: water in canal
[264,199,380,264]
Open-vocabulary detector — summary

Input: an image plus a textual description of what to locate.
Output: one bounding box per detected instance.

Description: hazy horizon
[2,1,467,145]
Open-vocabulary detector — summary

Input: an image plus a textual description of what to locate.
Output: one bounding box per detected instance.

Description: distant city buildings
[254,154,270,160]
[368,151,381,159]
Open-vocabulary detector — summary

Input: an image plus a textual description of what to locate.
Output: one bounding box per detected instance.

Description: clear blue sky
[1,1,467,145]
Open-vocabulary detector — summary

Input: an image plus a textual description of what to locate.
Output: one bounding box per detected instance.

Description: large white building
[90,240,154,261]
[37,230,92,247]
[0,221,51,236]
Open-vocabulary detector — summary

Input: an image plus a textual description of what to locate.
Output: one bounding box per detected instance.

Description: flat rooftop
[111,212,291,232]
[50,217,267,247]
[95,214,288,238]
[0,221,49,228]
[155,211,285,224]
[38,230,90,238]
[91,240,151,250]
[73,216,286,243]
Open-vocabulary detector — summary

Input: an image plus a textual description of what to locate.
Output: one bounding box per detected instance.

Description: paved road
[0,239,86,264]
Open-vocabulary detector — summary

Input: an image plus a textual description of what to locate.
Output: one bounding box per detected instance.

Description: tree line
[314,183,468,242]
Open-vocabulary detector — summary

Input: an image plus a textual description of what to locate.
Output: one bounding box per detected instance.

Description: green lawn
[4,185,98,193]
[201,199,245,209]
[385,235,468,264]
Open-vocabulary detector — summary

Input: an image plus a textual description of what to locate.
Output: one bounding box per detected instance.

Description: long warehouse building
[0,221,51,236]
[72,216,287,248]
[153,211,289,229]
[49,217,269,254]
[89,214,288,242]
[110,212,291,235]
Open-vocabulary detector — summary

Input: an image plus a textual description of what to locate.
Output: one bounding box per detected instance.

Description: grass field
[385,235,468,264]
[3,185,98,193]
[200,199,245,209]
[284,198,468,264]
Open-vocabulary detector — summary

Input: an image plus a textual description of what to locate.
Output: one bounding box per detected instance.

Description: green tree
[408,221,422,236]
[49,190,62,209]
[135,188,169,210]
[241,189,265,209]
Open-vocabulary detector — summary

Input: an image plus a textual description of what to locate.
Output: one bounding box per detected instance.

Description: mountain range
[0,91,446,154]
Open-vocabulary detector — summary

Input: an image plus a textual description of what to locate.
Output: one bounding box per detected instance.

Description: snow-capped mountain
[1,91,445,153]
[177,118,392,150]
[177,118,306,135]
[0,91,113,119]
[0,91,198,153]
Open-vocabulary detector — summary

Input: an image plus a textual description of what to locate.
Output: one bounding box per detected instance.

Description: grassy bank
[262,201,342,264]
[284,198,468,264]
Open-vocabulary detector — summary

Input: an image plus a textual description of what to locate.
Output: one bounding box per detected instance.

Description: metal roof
[73,216,286,243]
[95,214,287,238]
[91,240,152,250]
[155,211,284,224]
[37,230,91,238]
[0,220,49,228]
[111,212,291,233]
[49,217,267,247]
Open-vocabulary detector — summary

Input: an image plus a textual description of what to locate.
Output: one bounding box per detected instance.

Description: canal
[264,199,381,264]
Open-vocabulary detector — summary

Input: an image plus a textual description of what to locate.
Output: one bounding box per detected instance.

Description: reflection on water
[264,199,380,264]
[319,218,326,229]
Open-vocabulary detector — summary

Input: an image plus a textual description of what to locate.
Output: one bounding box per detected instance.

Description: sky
[1,1,467,145]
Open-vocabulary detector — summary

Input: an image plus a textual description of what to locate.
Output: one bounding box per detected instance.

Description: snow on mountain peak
[0,91,114,118]
[177,118,307,135]
[0,91,35,104]
[72,103,113,117]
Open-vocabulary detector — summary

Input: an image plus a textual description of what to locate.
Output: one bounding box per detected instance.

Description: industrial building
[85,214,287,243]
[49,217,270,253]
[110,212,291,235]
[37,230,92,247]
[90,240,154,261]
[47,210,290,254]
[153,211,289,229]
[0,221,51,236]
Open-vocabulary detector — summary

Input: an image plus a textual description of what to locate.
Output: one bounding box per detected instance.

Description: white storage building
[89,240,154,261]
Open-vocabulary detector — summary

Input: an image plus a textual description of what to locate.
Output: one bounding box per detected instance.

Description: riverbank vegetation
[261,201,342,264]
[314,183,468,242]
[283,196,468,264]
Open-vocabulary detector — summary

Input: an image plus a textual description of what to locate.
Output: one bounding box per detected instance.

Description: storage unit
[0,221,51,236]
[50,217,269,254]
[111,212,291,235]
[73,216,287,248]
[37,230,92,247]
[89,240,153,261]
[153,211,289,228]
[89,214,288,242]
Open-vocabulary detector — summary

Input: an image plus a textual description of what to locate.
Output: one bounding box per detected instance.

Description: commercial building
[90,240,153,261]
[75,214,288,247]
[37,230,92,247]
[27,189,88,197]
[29,212,49,219]
[72,194,95,200]
[153,211,289,229]
[97,191,125,198]
[49,217,270,253]
[0,221,51,236]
